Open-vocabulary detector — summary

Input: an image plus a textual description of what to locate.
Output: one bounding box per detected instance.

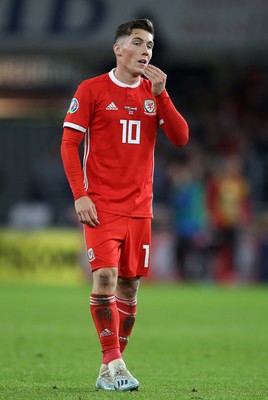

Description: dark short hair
[114,19,154,43]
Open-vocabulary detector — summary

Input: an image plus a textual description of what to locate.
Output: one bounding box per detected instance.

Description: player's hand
[74,196,100,227]
[143,64,167,96]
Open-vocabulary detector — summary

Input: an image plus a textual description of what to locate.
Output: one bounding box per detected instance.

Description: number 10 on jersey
[120,119,141,144]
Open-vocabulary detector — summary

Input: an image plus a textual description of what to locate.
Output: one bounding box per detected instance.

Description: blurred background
[0,0,268,284]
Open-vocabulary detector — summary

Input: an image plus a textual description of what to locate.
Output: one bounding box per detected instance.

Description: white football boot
[109,359,139,391]
[95,364,115,391]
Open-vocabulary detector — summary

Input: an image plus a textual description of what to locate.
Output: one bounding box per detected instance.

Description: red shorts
[83,211,151,278]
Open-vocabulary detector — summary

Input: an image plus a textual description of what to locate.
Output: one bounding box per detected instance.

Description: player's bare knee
[92,267,117,293]
[117,276,140,299]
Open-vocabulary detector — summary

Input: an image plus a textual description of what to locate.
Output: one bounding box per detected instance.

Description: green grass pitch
[0,282,267,399]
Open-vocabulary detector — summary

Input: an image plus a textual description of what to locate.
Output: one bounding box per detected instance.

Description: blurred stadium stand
[0,0,268,283]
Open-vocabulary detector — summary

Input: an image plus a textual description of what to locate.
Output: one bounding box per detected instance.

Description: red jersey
[62,69,188,218]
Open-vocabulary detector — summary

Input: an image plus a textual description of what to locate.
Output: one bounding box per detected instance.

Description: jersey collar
[109,69,141,88]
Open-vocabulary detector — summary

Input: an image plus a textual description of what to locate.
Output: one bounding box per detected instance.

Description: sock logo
[100,328,114,337]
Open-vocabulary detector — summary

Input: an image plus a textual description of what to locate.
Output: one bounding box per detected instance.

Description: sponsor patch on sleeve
[67,98,79,114]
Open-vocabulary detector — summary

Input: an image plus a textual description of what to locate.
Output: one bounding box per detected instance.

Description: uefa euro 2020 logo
[67,98,79,114]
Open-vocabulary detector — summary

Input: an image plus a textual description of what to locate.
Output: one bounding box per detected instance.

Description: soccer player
[61,18,189,391]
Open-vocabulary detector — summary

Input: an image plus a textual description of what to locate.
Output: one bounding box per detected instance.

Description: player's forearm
[156,90,189,146]
[61,128,88,200]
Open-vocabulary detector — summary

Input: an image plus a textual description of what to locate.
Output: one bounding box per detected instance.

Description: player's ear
[113,43,122,57]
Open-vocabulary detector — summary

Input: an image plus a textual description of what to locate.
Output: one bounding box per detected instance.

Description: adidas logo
[106,102,118,110]
[100,328,114,337]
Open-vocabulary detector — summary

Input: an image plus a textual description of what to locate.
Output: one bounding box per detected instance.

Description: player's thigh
[84,212,126,270]
[119,217,151,278]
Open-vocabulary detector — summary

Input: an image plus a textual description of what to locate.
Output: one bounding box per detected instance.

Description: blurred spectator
[206,155,253,282]
[167,147,211,281]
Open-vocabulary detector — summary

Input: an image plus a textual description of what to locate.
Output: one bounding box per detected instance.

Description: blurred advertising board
[0,0,267,61]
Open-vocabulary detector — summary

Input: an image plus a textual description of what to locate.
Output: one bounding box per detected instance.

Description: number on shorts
[143,244,150,268]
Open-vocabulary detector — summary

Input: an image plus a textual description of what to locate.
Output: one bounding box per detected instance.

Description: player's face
[115,29,154,77]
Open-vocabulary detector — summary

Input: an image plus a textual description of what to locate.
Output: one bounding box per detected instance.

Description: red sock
[116,295,137,353]
[90,294,122,364]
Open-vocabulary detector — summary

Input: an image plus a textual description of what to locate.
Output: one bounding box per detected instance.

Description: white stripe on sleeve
[63,122,87,133]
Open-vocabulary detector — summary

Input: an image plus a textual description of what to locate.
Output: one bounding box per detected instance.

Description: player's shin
[90,294,122,364]
[115,295,137,353]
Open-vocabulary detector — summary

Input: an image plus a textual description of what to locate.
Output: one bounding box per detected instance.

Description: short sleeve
[63,81,93,133]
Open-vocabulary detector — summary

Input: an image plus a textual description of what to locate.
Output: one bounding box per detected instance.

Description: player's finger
[86,219,98,227]
[89,206,100,226]
[80,216,97,227]
[145,64,163,76]
[144,68,166,84]
[83,210,100,227]
[89,215,100,226]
